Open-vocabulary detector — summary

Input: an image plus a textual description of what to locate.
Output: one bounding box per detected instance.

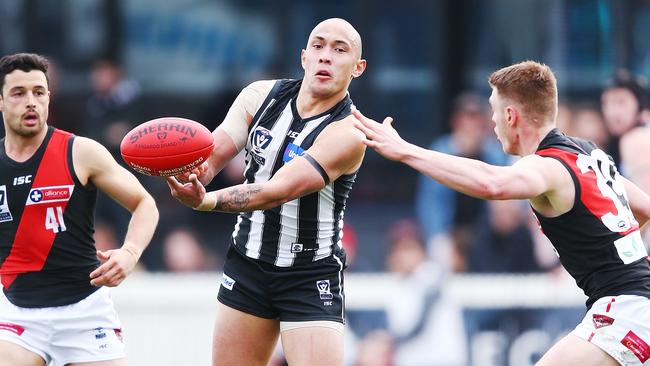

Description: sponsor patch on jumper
[283,143,305,163]
[621,330,650,363]
[614,231,647,264]
[221,273,236,290]
[0,185,13,223]
[25,185,74,205]
[592,314,615,329]
[316,280,333,300]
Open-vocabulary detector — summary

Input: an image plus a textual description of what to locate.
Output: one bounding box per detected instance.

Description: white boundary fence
[111,272,586,366]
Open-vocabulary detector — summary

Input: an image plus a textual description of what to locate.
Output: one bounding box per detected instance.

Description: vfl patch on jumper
[621,330,650,363]
[25,185,74,205]
[221,273,236,290]
[592,314,615,329]
[283,143,305,163]
[316,280,333,300]
[251,127,273,165]
[0,185,13,223]
[0,322,25,336]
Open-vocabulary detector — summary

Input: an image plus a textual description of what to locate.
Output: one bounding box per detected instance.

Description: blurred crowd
[43,58,649,366]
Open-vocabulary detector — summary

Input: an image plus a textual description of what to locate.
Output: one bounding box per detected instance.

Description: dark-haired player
[0,53,158,366]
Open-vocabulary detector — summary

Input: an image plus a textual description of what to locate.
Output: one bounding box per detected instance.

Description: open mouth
[23,112,39,123]
[315,70,332,79]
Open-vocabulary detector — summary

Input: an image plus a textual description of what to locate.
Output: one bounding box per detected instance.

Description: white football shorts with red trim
[0,286,125,366]
[573,295,650,365]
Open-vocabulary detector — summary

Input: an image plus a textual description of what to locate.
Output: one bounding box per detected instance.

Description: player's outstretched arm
[180,115,365,212]
[73,137,159,287]
[353,110,568,201]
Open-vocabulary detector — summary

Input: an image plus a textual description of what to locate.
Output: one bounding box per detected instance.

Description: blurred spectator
[415,92,508,269]
[567,102,609,149]
[555,100,573,134]
[162,227,220,272]
[354,330,395,366]
[85,59,144,240]
[465,200,545,273]
[620,112,650,248]
[85,58,142,152]
[383,220,467,366]
[600,69,649,168]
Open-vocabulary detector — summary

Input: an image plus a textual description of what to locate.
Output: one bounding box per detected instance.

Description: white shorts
[0,287,125,366]
[572,295,650,366]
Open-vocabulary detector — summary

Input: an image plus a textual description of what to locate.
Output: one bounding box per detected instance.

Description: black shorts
[217,245,346,323]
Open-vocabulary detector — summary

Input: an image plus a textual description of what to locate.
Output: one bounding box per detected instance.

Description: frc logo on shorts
[316,280,333,300]
[221,273,236,290]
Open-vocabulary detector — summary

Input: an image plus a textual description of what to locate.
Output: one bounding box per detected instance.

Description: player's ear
[301,49,307,70]
[505,106,517,126]
[352,59,366,79]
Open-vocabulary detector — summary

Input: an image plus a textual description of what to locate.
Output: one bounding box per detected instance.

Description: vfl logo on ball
[156,132,167,141]
[316,280,333,300]
[251,127,273,165]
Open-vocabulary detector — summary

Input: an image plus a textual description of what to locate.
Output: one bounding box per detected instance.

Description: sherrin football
[120,117,214,177]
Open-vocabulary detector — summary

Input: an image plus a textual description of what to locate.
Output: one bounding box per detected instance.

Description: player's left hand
[166,173,207,209]
[352,110,409,162]
[90,247,138,287]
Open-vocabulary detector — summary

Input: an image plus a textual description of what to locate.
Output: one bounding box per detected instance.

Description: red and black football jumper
[534,129,650,308]
[0,127,99,308]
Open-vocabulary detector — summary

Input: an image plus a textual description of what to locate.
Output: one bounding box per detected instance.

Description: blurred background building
[2,0,650,365]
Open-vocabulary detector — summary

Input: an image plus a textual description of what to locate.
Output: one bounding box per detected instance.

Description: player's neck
[295,87,347,119]
[519,124,555,156]
[4,125,48,162]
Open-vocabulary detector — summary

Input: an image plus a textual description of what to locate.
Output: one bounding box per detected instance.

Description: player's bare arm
[184,80,275,185]
[73,137,158,286]
[173,115,365,212]
[353,110,572,205]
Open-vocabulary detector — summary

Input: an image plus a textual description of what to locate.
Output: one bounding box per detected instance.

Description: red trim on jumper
[0,130,74,288]
[537,148,639,236]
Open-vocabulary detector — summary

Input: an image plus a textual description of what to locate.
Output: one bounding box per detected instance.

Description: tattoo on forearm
[214,184,263,212]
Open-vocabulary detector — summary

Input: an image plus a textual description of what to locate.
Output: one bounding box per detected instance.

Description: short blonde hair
[488,61,558,124]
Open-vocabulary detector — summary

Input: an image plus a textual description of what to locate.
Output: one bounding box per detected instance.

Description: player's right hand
[166,173,207,209]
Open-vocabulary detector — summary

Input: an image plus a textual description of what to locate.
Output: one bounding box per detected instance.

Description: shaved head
[308,18,363,58]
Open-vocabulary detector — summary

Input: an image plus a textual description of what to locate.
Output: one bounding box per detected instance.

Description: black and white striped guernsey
[231,79,356,267]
